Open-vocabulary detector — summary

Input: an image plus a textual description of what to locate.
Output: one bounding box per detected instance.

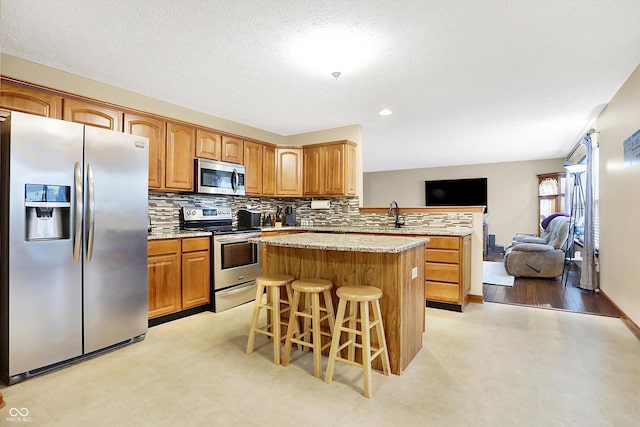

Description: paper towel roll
[311,200,330,209]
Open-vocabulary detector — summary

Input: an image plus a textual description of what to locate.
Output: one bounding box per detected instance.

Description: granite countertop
[147,230,212,240]
[251,232,429,253]
[260,225,472,237]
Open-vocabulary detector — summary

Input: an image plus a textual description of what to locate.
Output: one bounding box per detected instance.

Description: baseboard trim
[467,294,484,304]
[599,289,640,341]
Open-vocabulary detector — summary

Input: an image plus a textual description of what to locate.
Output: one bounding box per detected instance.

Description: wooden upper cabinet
[165,122,195,191]
[303,146,324,196]
[221,136,243,164]
[0,80,62,119]
[262,144,276,196]
[345,142,357,195]
[276,147,302,196]
[303,141,357,196]
[124,113,166,189]
[324,142,357,195]
[243,141,263,195]
[195,128,221,160]
[63,99,123,131]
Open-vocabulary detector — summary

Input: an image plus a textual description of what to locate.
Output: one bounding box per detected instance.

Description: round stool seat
[292,278,333,293]
[257,274,295,287]
[336,286,382,302]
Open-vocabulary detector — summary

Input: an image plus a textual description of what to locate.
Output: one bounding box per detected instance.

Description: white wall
[363,158,565,246]
[596,63,640,325]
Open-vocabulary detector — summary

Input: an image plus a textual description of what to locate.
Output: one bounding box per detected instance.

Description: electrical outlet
[411,267,418,279]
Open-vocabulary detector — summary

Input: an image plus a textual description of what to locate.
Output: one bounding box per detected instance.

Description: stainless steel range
[181,206,261,312]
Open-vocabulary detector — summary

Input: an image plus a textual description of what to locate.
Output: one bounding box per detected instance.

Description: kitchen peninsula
[252,232,429,375]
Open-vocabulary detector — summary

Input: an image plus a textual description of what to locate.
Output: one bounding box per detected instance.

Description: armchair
[504,215,570,278]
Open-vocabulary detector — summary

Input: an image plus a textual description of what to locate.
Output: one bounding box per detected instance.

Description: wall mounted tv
[425,178,488,212]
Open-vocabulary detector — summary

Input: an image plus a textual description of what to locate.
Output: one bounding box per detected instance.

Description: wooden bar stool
[325,286,390,398]
[282,278,335,378]
[246,274,296,365]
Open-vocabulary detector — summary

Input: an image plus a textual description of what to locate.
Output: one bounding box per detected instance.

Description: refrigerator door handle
[86,163,96,262]
[73,161,83,262]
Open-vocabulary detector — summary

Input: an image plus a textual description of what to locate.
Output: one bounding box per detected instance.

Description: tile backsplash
[148,192,473,231]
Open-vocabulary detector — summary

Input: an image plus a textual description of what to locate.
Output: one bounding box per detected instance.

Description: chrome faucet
[388,200,404,228]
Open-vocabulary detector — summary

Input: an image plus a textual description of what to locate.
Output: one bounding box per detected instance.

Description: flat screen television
[425,178,488,212]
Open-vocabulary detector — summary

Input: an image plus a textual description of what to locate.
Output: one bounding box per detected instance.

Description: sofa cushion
[510,243,555,253]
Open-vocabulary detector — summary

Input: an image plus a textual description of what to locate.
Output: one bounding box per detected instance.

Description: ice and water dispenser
[24,184,71,241]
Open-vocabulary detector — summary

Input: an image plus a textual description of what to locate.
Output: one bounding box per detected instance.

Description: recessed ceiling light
[379,109,392,116]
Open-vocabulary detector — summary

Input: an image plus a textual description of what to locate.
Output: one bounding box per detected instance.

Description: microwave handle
[231,168,238,193]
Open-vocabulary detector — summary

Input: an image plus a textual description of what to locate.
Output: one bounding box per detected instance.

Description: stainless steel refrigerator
[0,112,149,384]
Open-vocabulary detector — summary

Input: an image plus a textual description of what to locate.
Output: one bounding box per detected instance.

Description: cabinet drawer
[182,237,210,252]
[148,239,180,256]
[425,281,460,303]
[426,236,460,250]
[425,249,459,264]
[425,262,459,283]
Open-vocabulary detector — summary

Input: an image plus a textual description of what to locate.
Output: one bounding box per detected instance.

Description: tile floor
[0,302,638,427]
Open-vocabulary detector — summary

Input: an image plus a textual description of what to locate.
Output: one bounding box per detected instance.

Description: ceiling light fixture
[332,71,341,80]
[379,109,392,116]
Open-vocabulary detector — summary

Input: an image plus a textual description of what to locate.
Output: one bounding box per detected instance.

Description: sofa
[503,215,570,278]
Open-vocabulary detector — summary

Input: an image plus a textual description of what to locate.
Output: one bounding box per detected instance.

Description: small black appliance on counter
[283,206,296,226]
[238,208,261,229]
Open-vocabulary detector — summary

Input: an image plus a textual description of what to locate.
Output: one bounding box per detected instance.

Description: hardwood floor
[483,254,619,317]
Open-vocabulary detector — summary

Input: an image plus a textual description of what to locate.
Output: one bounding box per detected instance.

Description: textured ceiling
[2,0,640,172]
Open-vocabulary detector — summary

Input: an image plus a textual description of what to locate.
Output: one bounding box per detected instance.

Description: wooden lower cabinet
[424,235,471,310]
[181,237,210,309]
[148,237,210,319]
[148,239,182,319]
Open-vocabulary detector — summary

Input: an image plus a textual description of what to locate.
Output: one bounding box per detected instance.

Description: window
[592,143,599,250]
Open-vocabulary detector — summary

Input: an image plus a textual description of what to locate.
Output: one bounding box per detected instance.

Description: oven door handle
[220,281,256,296]
[215,234,261,243]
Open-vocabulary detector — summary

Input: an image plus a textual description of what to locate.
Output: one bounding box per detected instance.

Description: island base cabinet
[425,235,471,311]
[264,244,425,375]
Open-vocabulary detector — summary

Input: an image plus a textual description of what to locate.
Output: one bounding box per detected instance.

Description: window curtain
[579,134,598,291]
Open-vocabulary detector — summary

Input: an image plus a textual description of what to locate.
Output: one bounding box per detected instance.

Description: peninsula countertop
[251,232,429,253]
[260,225,472,237]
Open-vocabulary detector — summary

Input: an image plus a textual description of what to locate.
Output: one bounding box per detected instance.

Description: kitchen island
[251,232,429,375]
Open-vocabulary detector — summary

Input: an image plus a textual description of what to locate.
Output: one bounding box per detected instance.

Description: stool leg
[361,301,372,398]
[285,284,302,351]
[246,283,265,355]
[373,299,391,376]
[325,297,347,384]
[311,292,322,378]
[271,286,281,365]
[282,289,301,366]
[322,289,336,336]
[302,292,311,352]
[347,299,357,362]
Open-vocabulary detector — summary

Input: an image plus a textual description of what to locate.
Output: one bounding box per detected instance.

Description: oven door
[213,232,262,290]
[196,159,246,196]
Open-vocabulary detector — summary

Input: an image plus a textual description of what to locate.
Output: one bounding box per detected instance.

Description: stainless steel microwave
[195,158,246,196]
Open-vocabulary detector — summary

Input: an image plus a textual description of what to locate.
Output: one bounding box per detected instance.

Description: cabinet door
[323,144,345,195]
[244,141,263,195]
[148,252,182,319]
[276,147,302,196]
[0,81,62,119]
[221,136,244,164]
[165,122,195,190]
[182,250,210,309]
[63,99,123,131]
[262,144,276,195]
[124,113,166,189]
[303,146,324,195]
[196,128,221,160]
[345,142,357,195]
